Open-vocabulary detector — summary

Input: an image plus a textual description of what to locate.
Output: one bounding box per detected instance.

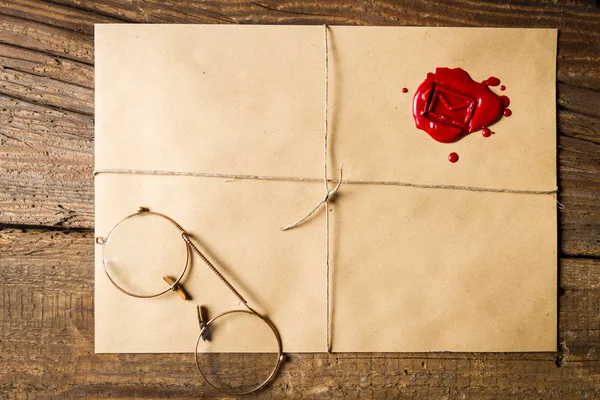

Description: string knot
[321,173,342,203]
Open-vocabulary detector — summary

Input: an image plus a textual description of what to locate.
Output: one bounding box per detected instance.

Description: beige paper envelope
[95,25,557,353]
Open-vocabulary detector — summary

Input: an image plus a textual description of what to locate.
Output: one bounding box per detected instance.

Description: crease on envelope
[95,25,557,353]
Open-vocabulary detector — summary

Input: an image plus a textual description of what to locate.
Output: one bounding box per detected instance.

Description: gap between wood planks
[0,222,92,232]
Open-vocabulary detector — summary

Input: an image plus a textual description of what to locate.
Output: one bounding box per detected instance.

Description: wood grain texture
[0,0,599,398]
[1,227,599,399]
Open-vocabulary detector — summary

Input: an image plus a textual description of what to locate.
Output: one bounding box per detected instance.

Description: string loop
[280,166,342,232]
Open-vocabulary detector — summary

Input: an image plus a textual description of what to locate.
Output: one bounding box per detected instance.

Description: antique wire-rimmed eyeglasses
[95,207,285,395]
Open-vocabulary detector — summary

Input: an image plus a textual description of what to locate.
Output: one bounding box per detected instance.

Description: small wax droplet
[402,87,408,93]
[482,128,492,137]
[448,152,459,163]
[500,85,506,91]
[503,109,512,117]
[482,77,501,86]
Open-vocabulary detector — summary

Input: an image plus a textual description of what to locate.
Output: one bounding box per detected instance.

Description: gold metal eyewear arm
[181,232,248,306]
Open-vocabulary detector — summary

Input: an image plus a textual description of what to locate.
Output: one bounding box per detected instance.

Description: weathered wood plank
[0,64,93,115]
[0,94,94,228]
[558,259,600,357]
[0,0,121,35]
[0,42,93,89]
[559,134,600,257]
[0,12,93,65]
[561,258,600,291]
[0,227,599,398]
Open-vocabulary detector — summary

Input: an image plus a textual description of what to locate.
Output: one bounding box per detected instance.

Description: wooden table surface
[1,1,599,398]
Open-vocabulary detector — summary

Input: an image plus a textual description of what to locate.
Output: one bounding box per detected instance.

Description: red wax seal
[412,67,509,143]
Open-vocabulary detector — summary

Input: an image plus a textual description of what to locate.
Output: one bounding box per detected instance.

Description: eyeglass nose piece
[163,275,190,301]
[197,305,211,342]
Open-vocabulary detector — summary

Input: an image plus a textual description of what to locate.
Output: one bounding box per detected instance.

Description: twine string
[323,24,334,355]
[93,168,558,196]
[279,25,338,353]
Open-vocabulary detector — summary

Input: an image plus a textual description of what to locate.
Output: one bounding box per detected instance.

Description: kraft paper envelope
[95,25,557,353]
